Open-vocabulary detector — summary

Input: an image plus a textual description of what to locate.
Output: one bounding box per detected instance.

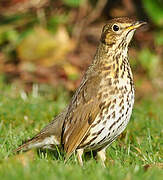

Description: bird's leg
[76,149,84,166]
[97,148,106,167]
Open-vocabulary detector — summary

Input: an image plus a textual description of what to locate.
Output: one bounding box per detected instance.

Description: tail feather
[14,134,60,153]
[14,137,41,153]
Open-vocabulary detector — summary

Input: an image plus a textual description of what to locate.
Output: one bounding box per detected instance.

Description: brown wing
[62,69,101,159]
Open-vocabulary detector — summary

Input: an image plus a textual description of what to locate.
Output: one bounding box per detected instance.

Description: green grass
[0,76,163,180]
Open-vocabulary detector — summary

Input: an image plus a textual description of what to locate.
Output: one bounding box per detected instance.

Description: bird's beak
[126,21,147,30]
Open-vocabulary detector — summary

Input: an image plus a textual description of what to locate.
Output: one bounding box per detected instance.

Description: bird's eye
[112,24,119,32]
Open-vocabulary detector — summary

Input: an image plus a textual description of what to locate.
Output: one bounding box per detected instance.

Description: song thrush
[14,17,146,166]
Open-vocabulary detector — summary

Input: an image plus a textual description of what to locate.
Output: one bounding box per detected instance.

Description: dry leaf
[63,63,79,79]
[17,26,75,67]
[9,150,35,167]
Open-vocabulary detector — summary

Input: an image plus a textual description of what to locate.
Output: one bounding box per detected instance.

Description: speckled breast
[79,56,135,151]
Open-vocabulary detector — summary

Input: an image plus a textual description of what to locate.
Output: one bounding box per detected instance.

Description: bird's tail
[14,134,60,153]
[14,136,41,153]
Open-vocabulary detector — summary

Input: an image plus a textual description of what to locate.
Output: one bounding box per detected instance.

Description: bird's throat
[94,42,130,79]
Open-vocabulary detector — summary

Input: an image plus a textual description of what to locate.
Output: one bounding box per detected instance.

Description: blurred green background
[0,0,162,97]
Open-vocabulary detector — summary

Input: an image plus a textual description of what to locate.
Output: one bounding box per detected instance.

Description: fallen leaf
[63,63,79,80]
[17,26,75,67]
[9,150,35,167]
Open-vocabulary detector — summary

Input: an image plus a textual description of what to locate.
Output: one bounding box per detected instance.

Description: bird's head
[101,17,146,48]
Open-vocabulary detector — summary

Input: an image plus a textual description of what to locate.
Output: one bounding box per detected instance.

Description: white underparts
[28,136,59,150]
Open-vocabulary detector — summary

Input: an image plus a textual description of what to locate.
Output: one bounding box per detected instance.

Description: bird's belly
[79,90,134,151]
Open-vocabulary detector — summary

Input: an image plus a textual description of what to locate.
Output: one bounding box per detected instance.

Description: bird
[14,17,146,166]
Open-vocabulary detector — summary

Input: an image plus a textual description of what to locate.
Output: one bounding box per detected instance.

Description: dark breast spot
[121,71,125,78]
[118,121,124,129]
[103,66,111,71]
[88,116,92,125]
[107,78,112,86]
[103,120,107,125]
[112,111,116,119]
[110,104,115,110]
[114,79,119,84]
[116,117,121,123]
[103,93,108,98]
[91,123,97,128]
[125,108,129,115]
[107,114,111,119]
[99,101,106,109]
[89,135,98,144]
[107,101,111,108]
[119,99,124,106]
[113,99,116,104]
[97,127,105,135]
[98,136,106,145]
[109,121,116,130]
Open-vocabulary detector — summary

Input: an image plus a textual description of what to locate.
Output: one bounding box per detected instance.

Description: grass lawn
[0,76,163,180]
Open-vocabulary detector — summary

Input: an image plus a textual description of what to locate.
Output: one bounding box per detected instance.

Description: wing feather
[62,70,101,159]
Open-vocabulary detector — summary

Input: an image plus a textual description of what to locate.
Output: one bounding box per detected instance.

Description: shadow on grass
[37,147,99,164]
